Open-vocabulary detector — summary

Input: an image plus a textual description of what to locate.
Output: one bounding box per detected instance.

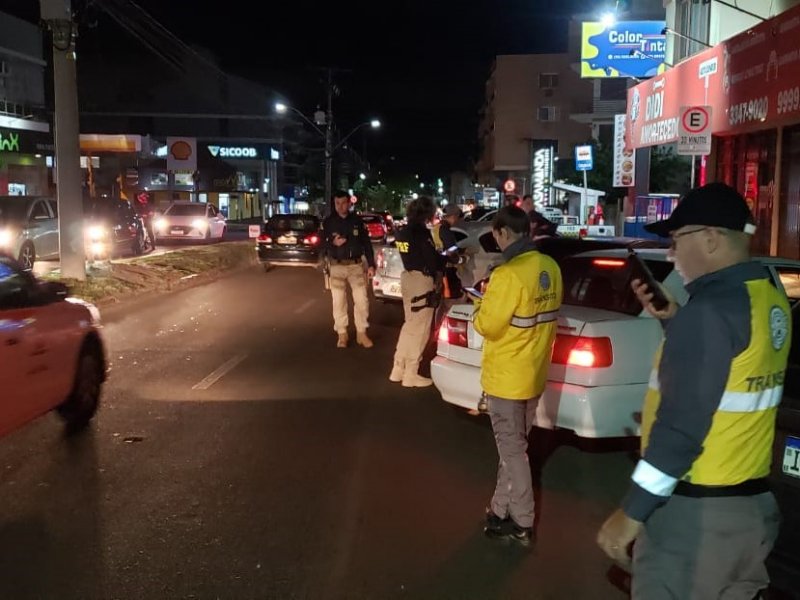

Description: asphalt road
[0,264,637,600]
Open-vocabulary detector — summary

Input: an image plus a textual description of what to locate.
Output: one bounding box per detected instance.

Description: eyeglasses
[669,227,709,249]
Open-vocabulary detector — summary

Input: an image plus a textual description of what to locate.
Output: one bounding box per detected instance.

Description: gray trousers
[633,492,780,600]
[487,395,537,529]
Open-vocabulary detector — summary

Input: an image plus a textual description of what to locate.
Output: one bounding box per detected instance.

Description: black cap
[644,182,756,238]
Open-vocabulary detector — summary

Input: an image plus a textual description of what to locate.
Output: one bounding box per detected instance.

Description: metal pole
[41,0,86,280]
[690,155,696,188]
[583,169,589,221]
[324,68,333,206]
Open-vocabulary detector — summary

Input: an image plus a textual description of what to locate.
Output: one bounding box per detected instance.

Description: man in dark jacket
[322,190,376,349]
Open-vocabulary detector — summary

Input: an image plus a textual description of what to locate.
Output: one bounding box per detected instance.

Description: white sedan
[154,202,227,241]
[431,249,800,439]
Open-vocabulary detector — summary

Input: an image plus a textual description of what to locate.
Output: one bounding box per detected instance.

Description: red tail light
[552,335,613,368]
[439,317,468,347]
[579,228,589,238]
[258,234,273,243]
[303,234,320,246]
[592,259,626,268]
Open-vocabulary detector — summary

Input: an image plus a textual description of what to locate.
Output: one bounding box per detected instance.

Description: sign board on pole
[167,137,197,172]
[575,145,594,171]
[503,179,516,193]
[678,105,712,156]
[249,225,261,239]
[613,114,636,187]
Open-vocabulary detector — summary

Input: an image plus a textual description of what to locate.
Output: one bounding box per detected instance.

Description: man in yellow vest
[473,206,563,546]
[597,183,789,599]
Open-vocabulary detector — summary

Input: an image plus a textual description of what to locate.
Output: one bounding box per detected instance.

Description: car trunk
[437,303,664,388]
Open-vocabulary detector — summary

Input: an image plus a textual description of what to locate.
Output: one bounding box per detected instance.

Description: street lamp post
[275,102,380,206]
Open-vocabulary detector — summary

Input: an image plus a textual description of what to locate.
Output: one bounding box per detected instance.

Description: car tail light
[579,227,589,238]
[303,234,320,246]
[552,335,613,368]
[439,317,468,348]
[592,259,626,268]
[376,249,385,270]
[258,234,273,244]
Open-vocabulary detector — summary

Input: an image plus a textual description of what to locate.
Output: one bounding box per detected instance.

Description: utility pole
[40,0,86,280]
[324,68,334,208]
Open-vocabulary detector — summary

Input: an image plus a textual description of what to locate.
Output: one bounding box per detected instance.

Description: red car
[359,213,388,244]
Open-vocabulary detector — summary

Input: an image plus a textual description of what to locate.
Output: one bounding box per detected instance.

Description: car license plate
[783,436,800,479]
[170,229,184,235]
[387,282,402,297]
[278,235,296,245]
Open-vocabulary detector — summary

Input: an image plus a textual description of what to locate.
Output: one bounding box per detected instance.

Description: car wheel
[57,343,103,432]
[18,242,35,271]
[221,227,227,240]
[204,227,211,243]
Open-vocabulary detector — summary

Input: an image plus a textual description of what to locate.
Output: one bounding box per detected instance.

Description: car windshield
[268,216,318,232]
[166,204,206,217]
[0,201,29,223]
[560,255,674,316]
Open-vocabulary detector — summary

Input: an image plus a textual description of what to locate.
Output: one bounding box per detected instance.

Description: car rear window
[166,204,206,216]
[560,255,674,316]
[361,215,381,224]
[0,201,28,223]
[268,216,318,232]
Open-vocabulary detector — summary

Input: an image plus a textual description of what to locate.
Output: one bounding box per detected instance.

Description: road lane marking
[192,354,248,390]
[294,299,316,314]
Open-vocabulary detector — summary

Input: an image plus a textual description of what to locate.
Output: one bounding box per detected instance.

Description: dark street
[0,265,635,599]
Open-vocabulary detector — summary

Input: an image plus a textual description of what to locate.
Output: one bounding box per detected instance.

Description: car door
[0,258,74,435]
[28,198,58,259]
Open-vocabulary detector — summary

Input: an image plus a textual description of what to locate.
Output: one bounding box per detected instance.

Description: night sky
[2,0,603,178]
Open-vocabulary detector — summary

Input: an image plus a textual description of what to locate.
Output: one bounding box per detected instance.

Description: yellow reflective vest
[474,246,563,400]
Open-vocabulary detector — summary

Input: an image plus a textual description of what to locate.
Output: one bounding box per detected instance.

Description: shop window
[539,73,559,89]
[538,106,560,122]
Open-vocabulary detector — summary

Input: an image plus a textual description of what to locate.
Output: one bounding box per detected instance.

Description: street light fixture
[275,100,381,203]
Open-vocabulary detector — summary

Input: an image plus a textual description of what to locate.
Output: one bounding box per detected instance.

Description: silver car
[0,196,60,270]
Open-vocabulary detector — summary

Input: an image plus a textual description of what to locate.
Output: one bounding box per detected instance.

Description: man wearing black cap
[597,183,789,599]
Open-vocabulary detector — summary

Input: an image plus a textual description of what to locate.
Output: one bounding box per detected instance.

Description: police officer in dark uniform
[322,190,376,349]
[389,196,445,387]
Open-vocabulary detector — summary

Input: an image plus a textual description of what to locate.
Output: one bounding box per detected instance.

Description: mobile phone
[627,249,670,311]
[464,287,483,299]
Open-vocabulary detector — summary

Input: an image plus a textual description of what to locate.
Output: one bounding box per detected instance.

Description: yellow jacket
[474,243,562,400]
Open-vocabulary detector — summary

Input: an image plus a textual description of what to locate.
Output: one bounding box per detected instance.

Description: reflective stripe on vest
[632,459,678,497]
[718,386,783,412]
[431,224,443,251]
[511,310,559,328]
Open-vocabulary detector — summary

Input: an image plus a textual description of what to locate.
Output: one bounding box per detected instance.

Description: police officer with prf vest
[389,196,445,388]
[322,190,375,349]
[598,183,790,599]
[431,203,464,304]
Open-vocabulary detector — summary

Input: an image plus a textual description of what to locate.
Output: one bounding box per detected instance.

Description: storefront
[0,120,53,196]
[624,3,800,257]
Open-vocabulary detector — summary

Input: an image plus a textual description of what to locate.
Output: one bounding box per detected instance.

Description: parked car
[431,249,800,440]
[0,196,60,270]
[257,213,322,270]
[0,253,106,436]
[767,268,800,595]
[84,198,150,259]
[154,201,226,242]
[359,213,388,243]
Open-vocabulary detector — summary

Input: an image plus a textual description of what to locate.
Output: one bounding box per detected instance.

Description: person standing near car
[322,190,375,349]
[473,206,563,546]
[432,203,465,315]
[389,196,445,388]
[597,183,789,599]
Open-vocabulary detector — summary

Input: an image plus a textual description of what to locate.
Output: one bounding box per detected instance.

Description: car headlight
[0,228,14,247]
[86,225,107,241]
[154,218,168,231]
[191,219,208,231]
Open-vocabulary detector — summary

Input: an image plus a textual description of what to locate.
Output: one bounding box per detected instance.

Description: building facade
[0,12,53,197]
[626,1,800,257]
[476,54,593,200]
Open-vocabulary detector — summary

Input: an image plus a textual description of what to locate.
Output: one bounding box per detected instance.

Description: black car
[257,214,322,270]
[84,198,149,259]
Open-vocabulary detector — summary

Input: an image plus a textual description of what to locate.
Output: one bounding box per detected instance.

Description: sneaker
[508,523,534,547]
[483,508,510,539]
